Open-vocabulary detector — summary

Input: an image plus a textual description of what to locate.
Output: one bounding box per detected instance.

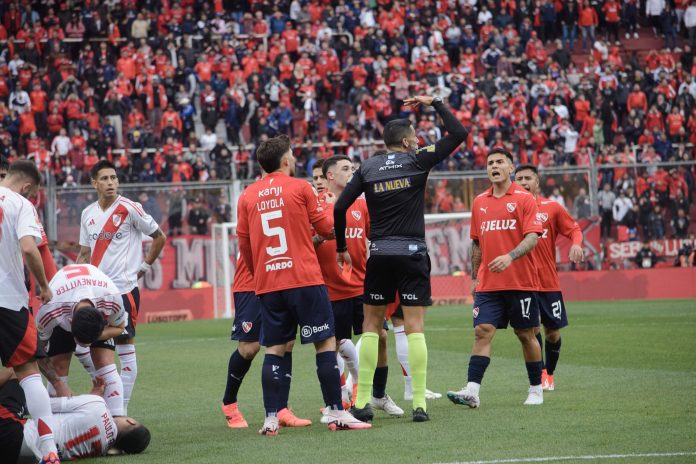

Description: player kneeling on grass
[0,369,150,463]
[447,148,545,408]
[514,165,584,391]
[36,264,128,418]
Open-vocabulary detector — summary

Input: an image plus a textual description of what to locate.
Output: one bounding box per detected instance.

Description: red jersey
[470,183,542,292]
[315,198,369,301]
[532,196,583,292]
[236,173,333,295]
[232,251,255,293]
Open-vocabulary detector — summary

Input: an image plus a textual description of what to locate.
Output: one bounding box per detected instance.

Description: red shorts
[118,287,140,341]
[0,307,41,368]
[385,294,401,320]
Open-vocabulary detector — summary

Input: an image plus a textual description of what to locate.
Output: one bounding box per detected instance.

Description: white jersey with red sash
[79,196,158,293]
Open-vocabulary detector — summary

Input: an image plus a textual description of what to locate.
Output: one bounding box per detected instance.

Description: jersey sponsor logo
[401,293,417,301]
[89,231,124,241]
[242,321,253,333]
[351,210,362,221]
[370,293,385,301]
[373,177,412,193]
[379,159,404,171]
[301,323,330,338]
[346,227,364,239]
[264,257,293,272]
[257,186,282,198]
[480,219,517,233]
[536,212,549,223]
[506,202,517,213]
[479,207,488,214]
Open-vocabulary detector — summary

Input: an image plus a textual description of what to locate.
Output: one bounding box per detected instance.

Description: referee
[334,95,467,422]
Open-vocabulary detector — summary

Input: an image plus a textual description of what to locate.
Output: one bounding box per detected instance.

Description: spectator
[549,187,566,208]
[676,238,695,266]
[167,188,186,237]
[574,187,592,219]
[188,197,210,235]
[634,241,659,268]
[598,183,617,238]
[613,190,634,224]
[672,208,690,238]
[646,0,665,37]
[649,204,667,239]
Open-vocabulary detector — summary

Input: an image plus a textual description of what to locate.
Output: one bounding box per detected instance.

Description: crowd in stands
[0,0,694,243]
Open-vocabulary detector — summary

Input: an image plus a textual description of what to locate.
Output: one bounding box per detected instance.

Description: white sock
[116,344,137,415]
[393,325,412,392]
[19,374,58,455]
[336,352,345,377]
[96,364,124,416]
[75,345,96,379]
[338,339,359,382]
[466,382,481,396]
[45,376,68,398]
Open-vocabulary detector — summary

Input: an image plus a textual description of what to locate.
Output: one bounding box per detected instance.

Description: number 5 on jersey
[261,211,288,256]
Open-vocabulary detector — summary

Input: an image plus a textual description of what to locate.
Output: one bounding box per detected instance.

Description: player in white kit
[76,161,166,415]
[36,264,128,417]
[0,161,62,464]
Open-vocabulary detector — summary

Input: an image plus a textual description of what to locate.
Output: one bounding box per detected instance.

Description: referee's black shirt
[334,100,468,251]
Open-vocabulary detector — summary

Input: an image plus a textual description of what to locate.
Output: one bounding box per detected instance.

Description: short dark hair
[487,147,514,162]
[90,160,117,180]
[8,160,41,185]
[71,306,106,345]
[0,157,9,172]
[256,135,291,173]
[383,119,413,147]
[514,164,538,175]
[312,158,324,173]
[114,423,151,454]
[322,155,351,177]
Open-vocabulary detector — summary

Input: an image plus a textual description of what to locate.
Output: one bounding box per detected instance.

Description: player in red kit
[315,155,404,418]
[515,165,584,391]
[447,148,545,408]
[236,135,370,434]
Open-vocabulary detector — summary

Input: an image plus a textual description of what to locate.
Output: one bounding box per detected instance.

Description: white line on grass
[436,451,696,464]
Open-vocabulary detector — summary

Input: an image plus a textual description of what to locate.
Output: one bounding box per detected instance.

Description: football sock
[535,332,544,367]
[355,332,379,408]
[467,355,491,385]
[316,351,342,410]
[261,354,283,416]
[545,338,562,375]
[338,338,359,382]
[526,361,544,386]
[279,351,293,409]
[19,374,57,455]
[96,364,124,417]
[393,324,411,376]
[407,333,428,411]
[336,353,345,378]
[116,344,137,415]
[75,344,96,379]
[372,366,388,399]
[223,349,252,405]
[45,376,68,398]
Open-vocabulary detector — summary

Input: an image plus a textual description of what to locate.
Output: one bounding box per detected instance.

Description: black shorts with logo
[0,307,43,368]
[231,291,262,342]
[473,290,540,330]
[46,326,115,357]
[364,253,432,307]
[118,287,139,341]
[537,291,569,329]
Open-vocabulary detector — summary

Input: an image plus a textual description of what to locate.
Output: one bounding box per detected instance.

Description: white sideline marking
[436,452,696,464]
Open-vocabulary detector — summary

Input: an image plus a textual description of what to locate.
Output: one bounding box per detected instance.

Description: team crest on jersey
[112,214,122,227]
[506,202,517,213]
[536,212,549,223]
[352,211,362,221]
[473,306,479,318]
[242,322,253,333]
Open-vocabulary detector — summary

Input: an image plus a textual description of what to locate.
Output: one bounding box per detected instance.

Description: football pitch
[75,299,696,464]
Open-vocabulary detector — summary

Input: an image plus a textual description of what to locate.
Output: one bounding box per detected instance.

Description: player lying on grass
[0,368,150,463]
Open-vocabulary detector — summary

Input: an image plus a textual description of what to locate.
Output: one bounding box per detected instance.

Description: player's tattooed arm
[38,357,73,397]
[508,232,539,260]
[471,240,481,280]
[76,246,91,264]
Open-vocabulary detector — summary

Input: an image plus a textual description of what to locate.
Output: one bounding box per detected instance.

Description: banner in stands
[607,239,694,266]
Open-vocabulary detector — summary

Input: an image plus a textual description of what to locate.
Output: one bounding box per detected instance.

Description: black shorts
[331,296,364,341]
[537,291,569,330]
[0,307,42,368]
[364,254,432,307]
[258,285,335,347]
[46,326,115,357]
[0,379,27,464]
[231,292,262,342]
[118,287,140,341]
[473,291,540,330]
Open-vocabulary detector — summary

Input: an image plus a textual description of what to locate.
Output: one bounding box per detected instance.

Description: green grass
[73,300,696,464]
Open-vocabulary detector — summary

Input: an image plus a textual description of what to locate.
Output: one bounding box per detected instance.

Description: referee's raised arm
[404,95,468,170]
